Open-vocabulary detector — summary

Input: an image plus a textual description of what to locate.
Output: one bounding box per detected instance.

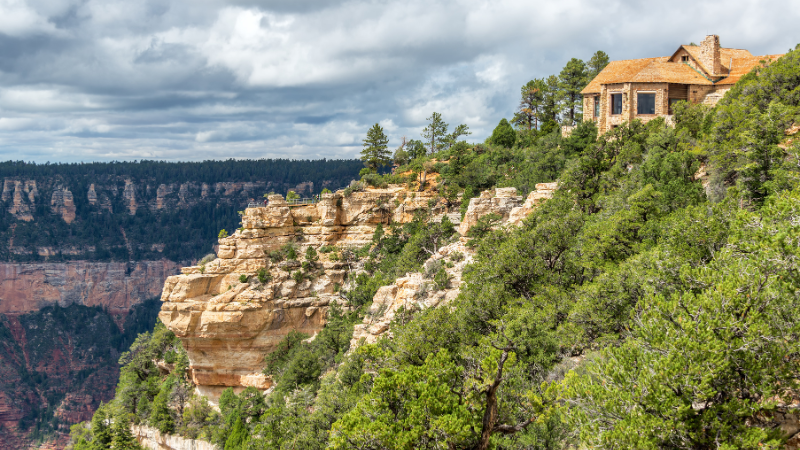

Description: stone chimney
[699,35,722,77]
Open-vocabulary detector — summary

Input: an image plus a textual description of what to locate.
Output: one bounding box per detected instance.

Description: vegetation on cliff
[72,45,800,449]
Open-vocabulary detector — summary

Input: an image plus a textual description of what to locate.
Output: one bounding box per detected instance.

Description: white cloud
[0,0,797,162]
[0,0,56,37]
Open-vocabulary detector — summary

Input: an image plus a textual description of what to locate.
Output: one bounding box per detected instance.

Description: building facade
[581,35,783,133]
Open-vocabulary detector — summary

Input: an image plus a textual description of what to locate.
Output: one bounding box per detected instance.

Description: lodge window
[611,93,622,115]
[681,55,689,62]
[637,92,656,115]
[594,96,600,118]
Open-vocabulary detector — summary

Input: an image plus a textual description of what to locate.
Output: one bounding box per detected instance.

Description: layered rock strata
[159,187,438,400]
[0,260,179,315]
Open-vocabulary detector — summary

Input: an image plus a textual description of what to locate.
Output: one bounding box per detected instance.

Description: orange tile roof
[716,53,784,85]
[581,57,709,94]
[581,45,785,93]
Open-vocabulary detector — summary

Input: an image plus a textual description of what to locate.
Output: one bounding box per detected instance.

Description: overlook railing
[247,197,321,208]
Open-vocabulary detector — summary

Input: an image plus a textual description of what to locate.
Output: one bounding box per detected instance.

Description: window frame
[594,95,600,118]
[636,91,657,115]
[610,93,623,116]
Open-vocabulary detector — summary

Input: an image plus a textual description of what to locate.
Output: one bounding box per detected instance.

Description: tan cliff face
[159,186,438,400]
[0,260,180,316]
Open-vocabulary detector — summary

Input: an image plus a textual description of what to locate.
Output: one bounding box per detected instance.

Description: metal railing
[245,186,352,209]
[247,197,321,208]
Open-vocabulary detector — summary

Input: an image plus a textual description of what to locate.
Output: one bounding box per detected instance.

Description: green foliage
[330,350,475,449]
[218,229,229,239]
[490,118,517,148]
[256,267,271,284]
[150,377,176,434]
[286,190,300,201]
[361,123,391,170]
[304,246,318,262]
[238,274,249,283]
[321,188,332,194]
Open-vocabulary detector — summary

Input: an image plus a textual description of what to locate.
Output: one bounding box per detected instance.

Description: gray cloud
[0,0,797,162]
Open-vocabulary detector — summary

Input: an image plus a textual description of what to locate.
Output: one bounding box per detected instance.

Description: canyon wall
[0,260,180,316]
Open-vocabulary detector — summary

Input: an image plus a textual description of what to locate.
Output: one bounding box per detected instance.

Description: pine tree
[513,79,546,131]
[90,404,112,450]
[587,50,610,79]
[149,379,175,434]
[421,112,449,155]
[360,123,391,170]
[559,58,589,125]
[111,415,142,450]
[224,413,249,450]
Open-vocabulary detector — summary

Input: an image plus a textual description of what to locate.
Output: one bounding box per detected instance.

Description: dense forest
[71,45,800,450]
[0,159,362,263]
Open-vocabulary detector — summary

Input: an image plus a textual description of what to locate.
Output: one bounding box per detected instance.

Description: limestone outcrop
[457,187,524,235]
[159,186,438,400]
[50,187,76,224]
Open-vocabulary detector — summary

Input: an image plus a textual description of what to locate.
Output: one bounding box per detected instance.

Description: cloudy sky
[0,0,797,163]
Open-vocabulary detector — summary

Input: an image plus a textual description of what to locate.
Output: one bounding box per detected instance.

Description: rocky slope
[351,183,557,347]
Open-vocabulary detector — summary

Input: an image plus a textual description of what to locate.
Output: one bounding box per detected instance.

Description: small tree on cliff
[150,376,175,434]
[360,123,391,171]
[111,414,143,450]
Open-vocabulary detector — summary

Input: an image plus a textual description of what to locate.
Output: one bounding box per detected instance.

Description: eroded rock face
[507,182,558,226]
[159,186,438,400]
[0,260,180,315]
[50,188,76,224]
[133,425,218,450]
[457,187,524,235]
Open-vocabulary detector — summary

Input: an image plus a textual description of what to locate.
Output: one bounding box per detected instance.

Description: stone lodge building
[581,35,783,133]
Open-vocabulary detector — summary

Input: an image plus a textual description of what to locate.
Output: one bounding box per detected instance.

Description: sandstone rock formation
[457,187,524,235]
[507,182,558,226]
[159,186,438,400]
